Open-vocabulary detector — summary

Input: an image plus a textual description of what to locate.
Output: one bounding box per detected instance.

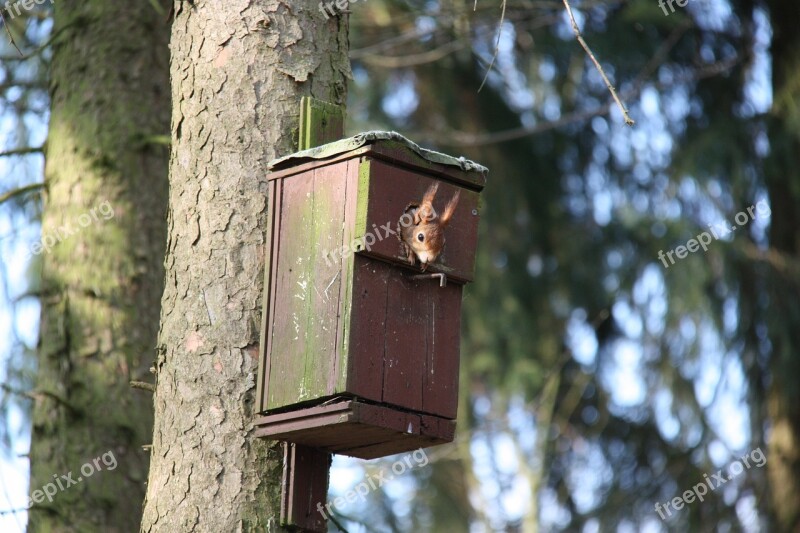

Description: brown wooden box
[254,133,486,459]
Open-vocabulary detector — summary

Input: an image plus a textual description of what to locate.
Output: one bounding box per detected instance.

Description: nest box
[254,131,487,459]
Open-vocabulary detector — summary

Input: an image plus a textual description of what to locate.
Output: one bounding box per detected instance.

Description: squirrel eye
[417,233,425,242]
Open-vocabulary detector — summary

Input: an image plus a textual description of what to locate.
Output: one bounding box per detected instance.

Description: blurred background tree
[0,1,169,531]
[1,0,797,531]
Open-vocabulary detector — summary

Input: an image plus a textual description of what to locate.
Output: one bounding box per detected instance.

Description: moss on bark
[29,1,170,531]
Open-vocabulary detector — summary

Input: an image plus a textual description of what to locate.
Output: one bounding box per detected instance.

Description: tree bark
[29,1,170,531]
[140,2,349,530]
[764,1,800,530]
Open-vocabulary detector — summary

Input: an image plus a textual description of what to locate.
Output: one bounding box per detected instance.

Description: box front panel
[354,159,481,283]
[347,255,461,419]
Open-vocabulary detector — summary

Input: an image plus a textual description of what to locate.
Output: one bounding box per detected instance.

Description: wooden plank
[256,179,278,413]
[345,254,388,402]
[305,162,348,398]
[303,423,399,451]
[260,179,283,412]
[345,417,456,460]
[254,404,349,426]
[268,146,373,180]
[281,443,330,533]
[355,160,481,283]
[353,158,371,254]
[254,400,455,459]
[352,400,422,435]
[333,158,359,394]
[264,423,453,460]
[267,172,316,408]
[382,272,426,413]
[299,96,345,150]
[423,284,462,419]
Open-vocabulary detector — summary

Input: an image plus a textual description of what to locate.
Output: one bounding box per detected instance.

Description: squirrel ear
[440,189,461,226]
[421,183,439,205]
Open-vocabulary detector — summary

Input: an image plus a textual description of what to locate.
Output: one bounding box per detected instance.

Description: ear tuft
[440,189,460,227]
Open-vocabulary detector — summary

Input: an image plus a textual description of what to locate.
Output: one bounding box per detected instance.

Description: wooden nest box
[255,131,487,459]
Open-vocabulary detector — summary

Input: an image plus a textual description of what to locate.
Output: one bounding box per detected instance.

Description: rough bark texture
[29,1,170,531]
[764,1,800,530]
[140,1,349,530]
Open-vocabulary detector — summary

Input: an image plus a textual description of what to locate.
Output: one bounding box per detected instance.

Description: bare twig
[130,381,157,393]
[0,9,22,56]
[328,513,352,533]
[357,40,466,69]
[0,145,43,157]
[18,389,77,412]
[561,0,634,125]
[0,182,43,206]
[477,0,508,92]
[629,18,692,90]
[0,383,35,400]
[418,52,738,147]
[131,134,171,147]
[0,13,91,62]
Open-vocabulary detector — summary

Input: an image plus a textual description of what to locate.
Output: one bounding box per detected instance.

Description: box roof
[268,131,489,182]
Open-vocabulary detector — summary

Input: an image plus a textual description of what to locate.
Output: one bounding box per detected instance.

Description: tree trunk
[29,1,170,531]
[140,2,349,530]
[764,2,800,530]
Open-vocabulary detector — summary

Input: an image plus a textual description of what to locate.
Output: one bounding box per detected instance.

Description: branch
[0,79,46,89]
[477,0,507,92]
[0,9,22,57]
[130,381,156,393]
[349,5,549,60]
[0,382,35,400]
[0,145,43,157]
[738,241,800,285]
[562,0,634,126]
[418,54,737,147]
[1,385,79,415]
[130,134,171,148]
[329,512,352,533]
[357,40,466,69]
[0,14,92,61]
[29,389,76,412]
[0,182,43,206]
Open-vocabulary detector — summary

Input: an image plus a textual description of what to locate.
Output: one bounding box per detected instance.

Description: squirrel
[398,183,460,271]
